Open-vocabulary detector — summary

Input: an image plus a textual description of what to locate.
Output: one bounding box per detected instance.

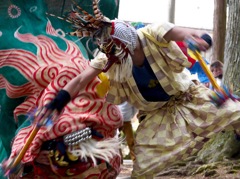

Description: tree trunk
[212,0,227,63]
[197,0,240,164]
[168,0,175,23]
[223,0,240,95]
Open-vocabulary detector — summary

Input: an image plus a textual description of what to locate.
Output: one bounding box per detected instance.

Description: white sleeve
[118,102,138,122]
[90,51,108,70]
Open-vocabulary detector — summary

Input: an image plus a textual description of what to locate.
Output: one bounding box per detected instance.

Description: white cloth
[112,20,138,55]
[118,102,138,122]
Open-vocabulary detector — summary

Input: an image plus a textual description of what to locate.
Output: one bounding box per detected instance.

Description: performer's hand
[45,90,71,113]
[34,106,55,125]
[193,37,210,51]
[35,89,71,125]
[185,33,212,52]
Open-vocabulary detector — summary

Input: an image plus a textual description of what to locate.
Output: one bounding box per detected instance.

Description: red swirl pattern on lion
[5,19,123,178]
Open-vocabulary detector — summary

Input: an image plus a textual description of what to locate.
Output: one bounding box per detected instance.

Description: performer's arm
[46,66,102,113]
[164,26,211,51]
[64,66,102,98]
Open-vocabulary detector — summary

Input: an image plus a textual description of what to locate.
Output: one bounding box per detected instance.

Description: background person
[210,60,223,87]
[118,102,138,161]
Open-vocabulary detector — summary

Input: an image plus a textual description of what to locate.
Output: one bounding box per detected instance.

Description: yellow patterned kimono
[90,22,240,178]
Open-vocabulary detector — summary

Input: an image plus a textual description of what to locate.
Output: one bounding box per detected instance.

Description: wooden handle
[11,125,40,169]
[194,51,221,91]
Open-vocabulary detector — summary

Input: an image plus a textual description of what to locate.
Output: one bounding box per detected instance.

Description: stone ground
[117,160,133,179]
[117,116,136,179]
[117,159,240,179]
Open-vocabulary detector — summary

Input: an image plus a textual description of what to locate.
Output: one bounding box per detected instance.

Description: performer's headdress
[50,0,138,82]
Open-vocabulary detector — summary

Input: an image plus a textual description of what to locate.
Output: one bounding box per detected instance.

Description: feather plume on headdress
[47,0,138,82]
[50,0,112,38]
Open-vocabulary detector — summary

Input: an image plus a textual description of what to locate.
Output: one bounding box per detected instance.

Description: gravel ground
[117,160,133,179]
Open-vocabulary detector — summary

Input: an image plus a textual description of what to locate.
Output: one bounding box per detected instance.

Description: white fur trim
[67,137,123,166]
[106,54,133,82]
